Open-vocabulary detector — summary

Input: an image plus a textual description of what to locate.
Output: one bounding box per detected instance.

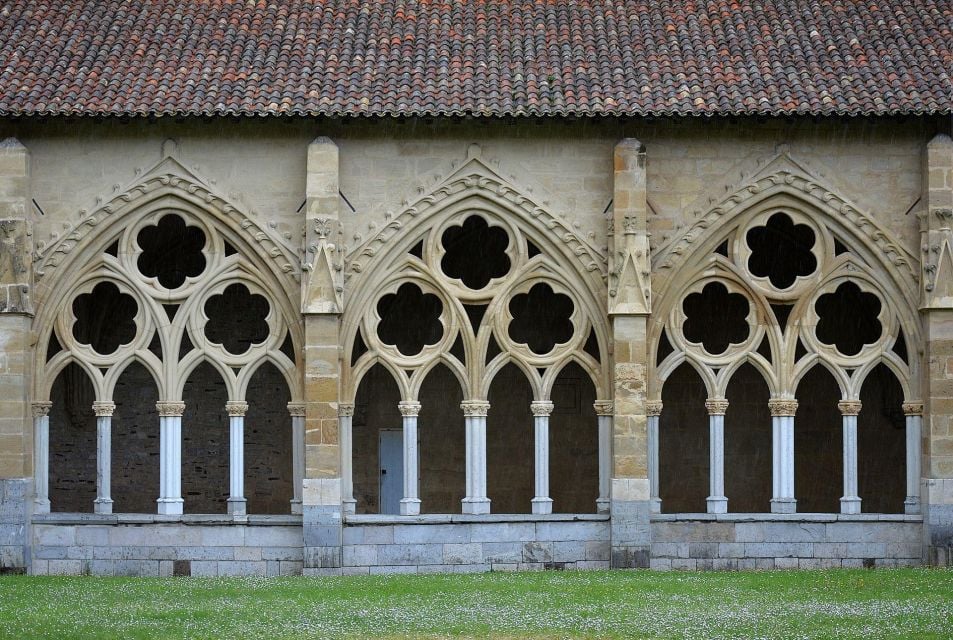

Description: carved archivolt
[652,158,920,403]
[342,147,609,403]
[33,153,302,404]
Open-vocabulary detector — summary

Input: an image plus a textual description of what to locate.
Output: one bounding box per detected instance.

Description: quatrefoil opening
[508,283,574,355]
[815,282,882,357]
[682,282,750,355]
[72,282,138,355]
[376,283,443,357]
[204,283,270,355]
[746,213,817,289]
[440,215,511,290]
[137,214,207,289]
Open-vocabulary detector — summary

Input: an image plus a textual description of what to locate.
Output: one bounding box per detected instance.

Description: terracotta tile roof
[0,0,950,118]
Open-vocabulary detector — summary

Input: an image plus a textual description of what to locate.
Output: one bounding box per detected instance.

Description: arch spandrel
[341,146,610,404]
[651,153,920,402]
[32,152,303,404]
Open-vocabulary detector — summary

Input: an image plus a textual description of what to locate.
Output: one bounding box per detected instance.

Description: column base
[93,498,113,515]
[157,498,184,515]
[33,498,50,514]
[596,497,610,515]
[400,498,421,516]
[342,499,356,515]
[770,498,797,514]
[840,496,862,515]
[461,498,491,515]
[904,497,921,515]
[227,497,247,515]
[290,499,303,515]
[706,496,728,514]
[649,497,662,514]
[531,497,553,515]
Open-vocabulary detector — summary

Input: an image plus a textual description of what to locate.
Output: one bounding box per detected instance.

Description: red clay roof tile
[0,1,949,118]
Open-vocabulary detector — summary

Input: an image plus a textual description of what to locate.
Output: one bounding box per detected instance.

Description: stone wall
[31,516,303,576]
[650,515,922,570]
[339,516,609,575]
[0,479,29,572]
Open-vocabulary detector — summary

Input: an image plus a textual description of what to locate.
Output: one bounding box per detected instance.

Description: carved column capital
[645,400,663,417]
[287,402,306,417]
[156,401,185,417]
[705,398,729,416]
[593,400,614,416]
[902,402,924,416]
[460,400,490,417]
[31,401,52,418]
[225,401,249,417]
[398,401,421,417]
[530,401,554,417]
[837,400,862,416]
[768,398,798,417]
[92,401,115,417]
[336,402,354,417]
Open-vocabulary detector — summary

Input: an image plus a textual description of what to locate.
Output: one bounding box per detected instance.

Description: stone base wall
[331,515,610,576]
[31,515,302,576]
[0,479,30,573]
[650,515,923,570]
[26,512,929,575]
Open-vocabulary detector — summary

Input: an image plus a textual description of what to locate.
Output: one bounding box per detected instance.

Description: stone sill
[345,514,610,525]
[651,513,923,523]
[32,513,302,526]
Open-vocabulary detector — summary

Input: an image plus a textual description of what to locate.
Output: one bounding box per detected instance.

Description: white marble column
[92,401,115,514]
[32,401,52,514]
[461,400,491,514]
[705,398,729,514]
[769,399,797,513]
[337,402,355,515]
[287,402,305,515]
[399,401,422,516]
[530,400,554,515]
[903,402,923,515]
[156,401,185,515]
[594,400,614,514]
[226,401,248,516]
[646,400,662,514]
[838,400,862,514]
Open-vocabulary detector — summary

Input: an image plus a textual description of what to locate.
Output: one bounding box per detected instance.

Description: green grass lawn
[0,569,951,639]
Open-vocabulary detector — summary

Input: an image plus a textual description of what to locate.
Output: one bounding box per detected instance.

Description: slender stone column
[398,401,422,516]
[288,402,306,515]
[769,399,798,513]
[92,401,115,514]
[594,400,614,514]
[838,400,862,515]
[156,401,185,515]
[645,400,663,514]
[461,400,491,514]
[530,401,554,515]
[337,403,355,515]
[903,402,923,515]
[226,401,248,516]
[32,402,52,514]
[705,398,729,514]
